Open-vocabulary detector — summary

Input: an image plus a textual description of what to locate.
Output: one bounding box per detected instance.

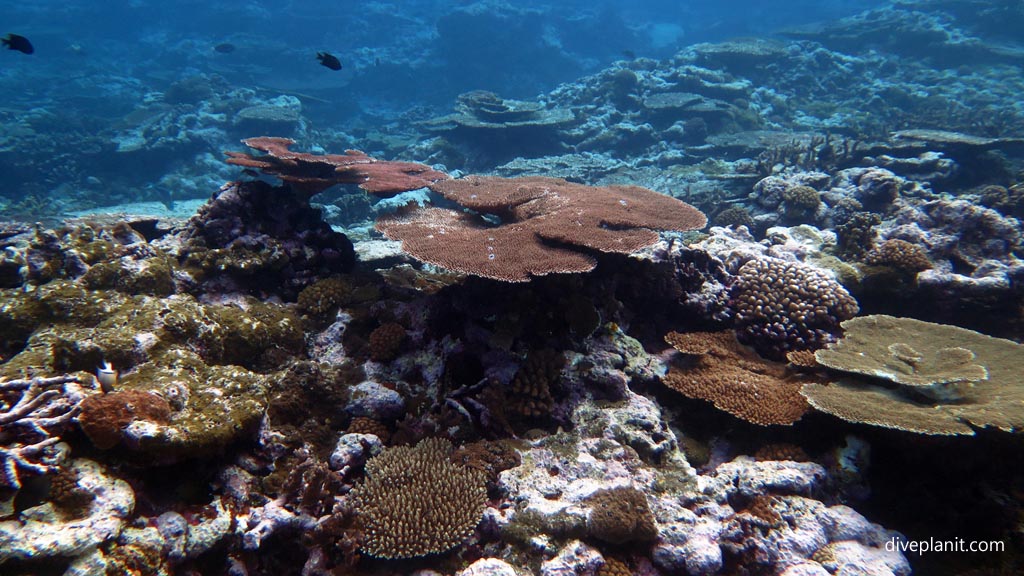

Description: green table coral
[803,315,1024,435]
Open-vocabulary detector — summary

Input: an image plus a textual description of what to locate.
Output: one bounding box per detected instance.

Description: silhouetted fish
[621,49,636,60]
[317,51,342,71]
[2,33,34,55]
[214,43,236,54]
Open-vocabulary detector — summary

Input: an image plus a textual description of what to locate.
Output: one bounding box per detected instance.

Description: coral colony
[2,1,1024,576]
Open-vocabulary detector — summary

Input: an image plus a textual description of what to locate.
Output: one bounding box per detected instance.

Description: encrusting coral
[350,437,487,559]
[802,314,1024,435]
[663,331,812,426]
[376,175,707,282]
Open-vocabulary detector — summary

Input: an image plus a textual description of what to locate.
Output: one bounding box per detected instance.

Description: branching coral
[803,315,1024,435]
[376,175,707,282]
[351,437,487,559]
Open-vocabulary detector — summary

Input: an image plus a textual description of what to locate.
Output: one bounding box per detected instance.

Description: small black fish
[316,51,342,71]
[2,33,34,55]
[214,42,236,54]
[621,49,636,60]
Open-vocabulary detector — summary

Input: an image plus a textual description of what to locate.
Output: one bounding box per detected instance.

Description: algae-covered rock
[2,283,302,461]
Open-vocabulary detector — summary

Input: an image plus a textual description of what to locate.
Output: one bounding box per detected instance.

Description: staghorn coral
[803,315,1024,435]
[730,257,859,359]
[585,486,659,544]
[376,175,706,282]
[865,239,932,273]
[225,136,448,196]
[663,331,811,426]
[351,437,487,559]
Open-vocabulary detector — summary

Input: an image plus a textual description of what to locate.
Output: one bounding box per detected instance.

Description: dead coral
[663,331,812,426]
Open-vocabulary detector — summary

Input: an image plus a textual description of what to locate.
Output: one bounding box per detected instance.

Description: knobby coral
[351,437,487,559]
[663,331,811,426]
[225,136,448,196]
[730,257,859,359]
[802,315,1024,435]
[376,175,707,282]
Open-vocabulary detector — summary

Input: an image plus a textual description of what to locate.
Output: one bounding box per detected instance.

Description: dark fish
[317,51,342,71]
[214,42,236,54]
[2,33,34,55]
[621,49,636,60]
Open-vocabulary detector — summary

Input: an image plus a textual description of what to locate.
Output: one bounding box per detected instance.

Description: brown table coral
[377,175,707,282]
[225,136,448,196]
[663,331,812,426]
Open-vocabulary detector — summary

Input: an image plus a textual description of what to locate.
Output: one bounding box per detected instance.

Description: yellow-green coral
[803,315,1024,435]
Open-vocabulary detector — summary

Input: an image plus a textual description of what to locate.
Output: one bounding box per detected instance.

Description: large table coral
[224,136,449,196]
[377,175,707,281]
[802,314,1024,435]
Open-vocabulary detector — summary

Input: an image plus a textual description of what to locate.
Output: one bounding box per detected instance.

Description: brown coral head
[368,322,407,363]
[77,390,172,450]
[585,486,659,544]
[865,239,932,273]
